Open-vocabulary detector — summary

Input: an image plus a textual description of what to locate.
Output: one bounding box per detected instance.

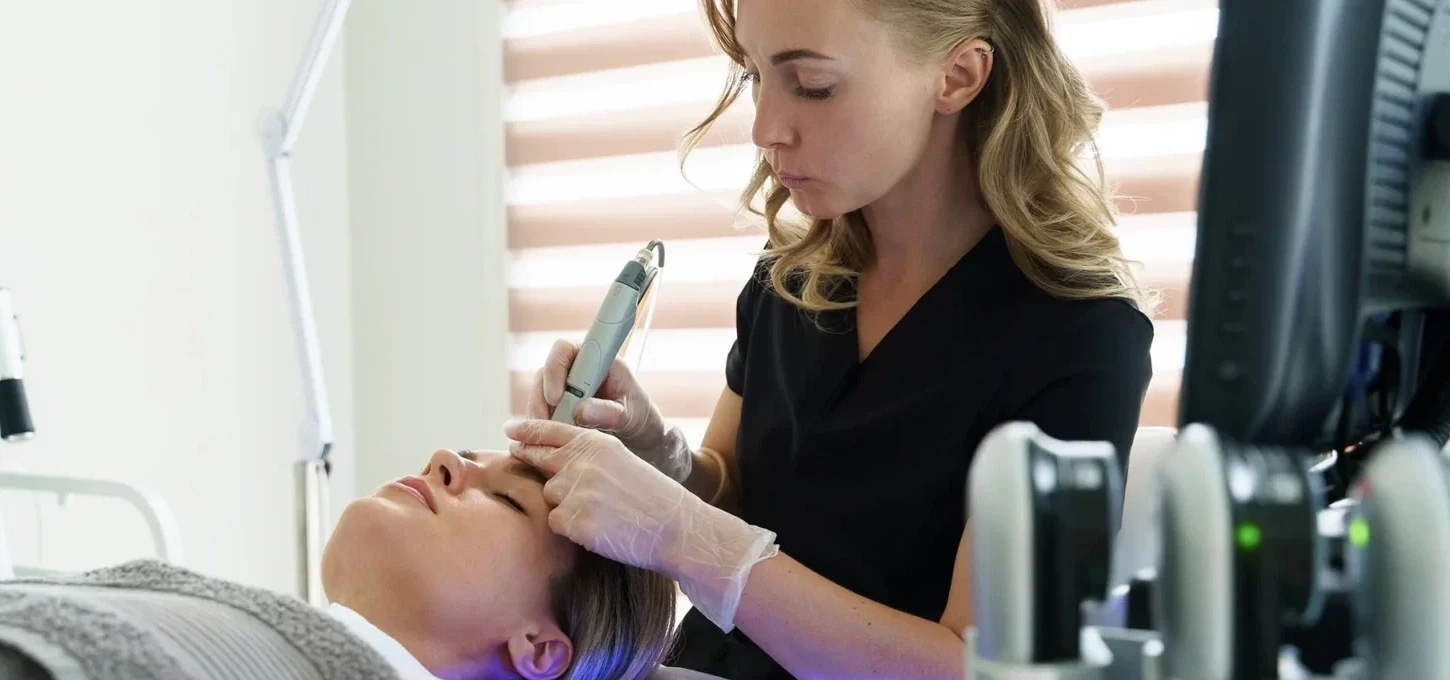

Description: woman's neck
[334,592,489,675]
[434,653,519,680]
[860,116,994,274]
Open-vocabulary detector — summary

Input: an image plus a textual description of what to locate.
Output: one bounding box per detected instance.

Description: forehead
[734,0,874,57]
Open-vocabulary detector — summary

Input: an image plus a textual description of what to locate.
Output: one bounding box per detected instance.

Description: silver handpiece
[551,242,661,425]
[0,289,35,442]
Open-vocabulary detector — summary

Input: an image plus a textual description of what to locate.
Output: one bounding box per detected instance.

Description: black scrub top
[670,225,1155,679]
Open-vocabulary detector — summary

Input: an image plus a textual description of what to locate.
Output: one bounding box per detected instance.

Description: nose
[750,86,792,154]
[423,448,467,495]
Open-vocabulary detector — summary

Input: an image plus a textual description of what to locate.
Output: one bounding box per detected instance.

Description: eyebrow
[770,49,834,66]
[458,450,548,486]
[505,458,549,487]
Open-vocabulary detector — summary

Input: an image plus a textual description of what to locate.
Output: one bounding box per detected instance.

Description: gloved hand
[527,338,693,483]
[505,418,779,633]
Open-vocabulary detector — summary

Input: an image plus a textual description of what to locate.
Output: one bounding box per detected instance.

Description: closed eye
[737,70,831,101]
[494,491,526,514]
[796,86,832,100]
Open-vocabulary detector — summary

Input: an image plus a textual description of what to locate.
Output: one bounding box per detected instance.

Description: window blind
[501,0,1216,447]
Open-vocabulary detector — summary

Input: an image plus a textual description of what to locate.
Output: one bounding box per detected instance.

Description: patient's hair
[550,549,677,680]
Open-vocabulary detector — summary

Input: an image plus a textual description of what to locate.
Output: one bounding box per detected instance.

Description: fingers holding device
[531,342,657,444]
[529,240,695,482]
[546,240,662,427]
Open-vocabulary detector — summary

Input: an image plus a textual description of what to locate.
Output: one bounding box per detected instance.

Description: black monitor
[1179,0,1450,455]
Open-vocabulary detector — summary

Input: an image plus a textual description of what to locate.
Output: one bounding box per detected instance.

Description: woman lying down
[0,449,679,680]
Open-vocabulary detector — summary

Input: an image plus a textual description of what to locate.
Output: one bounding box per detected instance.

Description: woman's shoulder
[986,291,1157,425]
[1014,290,1157,371]
[1050,294,1155,336]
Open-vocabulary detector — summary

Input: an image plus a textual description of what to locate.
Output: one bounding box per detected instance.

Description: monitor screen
[1179,0,1450,451]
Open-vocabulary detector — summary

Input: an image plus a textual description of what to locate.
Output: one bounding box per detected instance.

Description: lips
[391,476,437,513]
[777,173,811,189]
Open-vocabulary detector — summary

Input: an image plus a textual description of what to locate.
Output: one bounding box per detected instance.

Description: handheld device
[0,289,34,443]
[550,240,664,426]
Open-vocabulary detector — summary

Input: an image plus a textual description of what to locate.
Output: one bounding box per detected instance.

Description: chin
[789,195,848,221]
[787,188,863,222]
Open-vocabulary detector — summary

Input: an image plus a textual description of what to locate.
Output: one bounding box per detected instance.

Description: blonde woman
[511,0,1156,677]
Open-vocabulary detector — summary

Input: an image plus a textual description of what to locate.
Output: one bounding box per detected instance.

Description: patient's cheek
[506,525,563,581]
[335,498,397,539]
[324,499,438,600]
[444,496,565,598]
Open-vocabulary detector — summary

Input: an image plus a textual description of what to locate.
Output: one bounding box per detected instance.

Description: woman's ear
[505,626,573,680]
[937,37,995,115]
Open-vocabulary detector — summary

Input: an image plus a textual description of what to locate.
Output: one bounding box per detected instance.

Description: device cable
[626,240,666,373]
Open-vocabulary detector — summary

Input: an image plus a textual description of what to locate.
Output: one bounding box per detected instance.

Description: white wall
[0,1,356,595]
[346,0,511,495]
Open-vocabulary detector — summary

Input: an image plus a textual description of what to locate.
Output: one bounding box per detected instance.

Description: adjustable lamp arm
[259,0,352,606]
[267,0,352,159]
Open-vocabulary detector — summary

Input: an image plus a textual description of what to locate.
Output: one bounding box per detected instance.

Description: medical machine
[969,0,1450,678]
[1345,434,1450,679]
[0,289,34,443]
[1167,0,1450,674]
[968,423,1126,680]
[1153,426,1325,679]
[550,241,664,426]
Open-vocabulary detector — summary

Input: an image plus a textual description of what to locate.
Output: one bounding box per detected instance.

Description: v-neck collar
[838,225,1009,369]
[802,226,1011,417]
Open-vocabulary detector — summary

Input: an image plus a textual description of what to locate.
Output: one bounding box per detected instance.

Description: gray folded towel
[0,558,400,680]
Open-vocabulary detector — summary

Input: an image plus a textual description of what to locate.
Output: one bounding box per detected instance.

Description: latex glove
[505,418,779,633]
[527,339,694,483]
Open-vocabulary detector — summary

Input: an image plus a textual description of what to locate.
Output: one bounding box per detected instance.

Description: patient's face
[323,449,575,671]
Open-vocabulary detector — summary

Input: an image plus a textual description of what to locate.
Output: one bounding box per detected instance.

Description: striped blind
[501,0,1217,448]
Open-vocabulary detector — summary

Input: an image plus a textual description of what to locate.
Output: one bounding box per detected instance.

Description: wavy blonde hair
[681,0,1158,316]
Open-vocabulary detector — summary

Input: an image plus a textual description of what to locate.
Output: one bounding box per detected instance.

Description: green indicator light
[1236,523,1262,550]
[1349,518,1370,548]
